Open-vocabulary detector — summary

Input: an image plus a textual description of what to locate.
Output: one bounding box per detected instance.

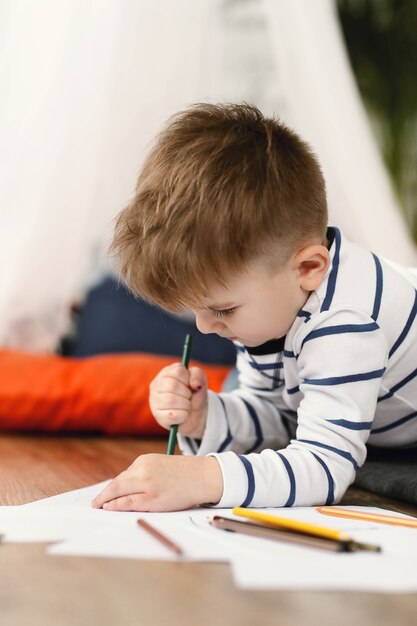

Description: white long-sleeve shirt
[179,227,417,508]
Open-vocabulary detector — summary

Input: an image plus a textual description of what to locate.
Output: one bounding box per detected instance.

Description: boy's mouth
[219,334,238,340]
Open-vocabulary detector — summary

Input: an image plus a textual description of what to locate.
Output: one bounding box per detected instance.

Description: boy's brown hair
[110,103,328,312]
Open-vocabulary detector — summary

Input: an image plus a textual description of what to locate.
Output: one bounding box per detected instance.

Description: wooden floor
[1,434,417,626]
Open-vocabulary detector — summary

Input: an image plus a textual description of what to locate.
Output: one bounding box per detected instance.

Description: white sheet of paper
[0,505,131,542]
[231,549,417,592]
[48,512,232,562]
[6,480,417,591]
[222,508,417,591]
[22,480,111,509]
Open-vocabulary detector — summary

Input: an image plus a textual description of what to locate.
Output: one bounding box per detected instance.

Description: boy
[92,103,417,512]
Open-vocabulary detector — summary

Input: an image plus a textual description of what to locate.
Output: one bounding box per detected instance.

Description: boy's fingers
[102,494,149,512]
[188,367,207,391]
[158,377,192,398]
[151,363,190,389]
[92,474,139,508]
[153,409,189,425]
[167,362,191,382]
[154,394,190,411]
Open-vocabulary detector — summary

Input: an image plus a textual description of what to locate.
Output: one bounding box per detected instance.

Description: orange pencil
[316,506,417,529]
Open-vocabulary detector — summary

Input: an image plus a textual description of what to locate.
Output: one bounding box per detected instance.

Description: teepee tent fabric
[0,0,415,352]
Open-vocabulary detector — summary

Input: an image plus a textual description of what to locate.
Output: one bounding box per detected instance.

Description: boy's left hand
[91,454,223,512]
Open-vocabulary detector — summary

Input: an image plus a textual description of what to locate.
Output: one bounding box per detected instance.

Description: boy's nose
[195,312,225,335]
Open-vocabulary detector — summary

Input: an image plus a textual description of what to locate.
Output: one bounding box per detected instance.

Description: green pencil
[166,334,193,455]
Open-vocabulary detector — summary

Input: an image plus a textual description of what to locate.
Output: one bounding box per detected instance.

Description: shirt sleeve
[183,308,389,508]
[178,346,293,458]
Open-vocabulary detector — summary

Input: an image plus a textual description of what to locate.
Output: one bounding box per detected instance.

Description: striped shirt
[179,227,417,508]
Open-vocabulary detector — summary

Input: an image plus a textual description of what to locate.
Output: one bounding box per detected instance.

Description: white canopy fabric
[0,0,415,352]
[0,0,213,350]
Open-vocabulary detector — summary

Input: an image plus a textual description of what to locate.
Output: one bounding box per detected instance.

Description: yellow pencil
[316,506,417,529]
[232,507,351,542]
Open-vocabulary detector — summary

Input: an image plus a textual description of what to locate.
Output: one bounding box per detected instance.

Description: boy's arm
[185,309,389,508]
[178,346,293,458]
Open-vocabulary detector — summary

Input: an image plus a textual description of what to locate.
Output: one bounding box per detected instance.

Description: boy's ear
[293,244,330,291]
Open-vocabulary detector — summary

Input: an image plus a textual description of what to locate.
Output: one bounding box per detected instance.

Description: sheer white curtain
[0,0,213,351]
[0,0,415,353]
[261,0,417,265]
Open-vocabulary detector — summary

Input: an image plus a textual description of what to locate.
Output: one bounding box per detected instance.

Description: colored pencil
[166,334,193,455]
[232,507,380,551]
[316,506,417,529]
[233,507,351,541]
[137,518,183,556]
[211,516,350,552]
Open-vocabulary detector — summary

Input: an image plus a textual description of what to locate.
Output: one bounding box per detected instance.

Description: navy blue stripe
[378,390,393,401]
[217,434,233,453]
[185,437,198,454]
[305,368,385,386]
[378,366,417,402]
[371,410,417,434]
[298,439,359,470]
[286,385,300,395]
[283,350,295,358]
[311,452,334,505]
[389,290,417,358]
[249,361,283,371]
[238,455,255,507]
[297,309,311,321]
[276,452,296,506]
[217,397,233,453]
[245,353,282,383]
[326,418,373,431]
[241,399,264,453]
[371,254,383,321]
[321,227,341,312]
[301,322,379,350]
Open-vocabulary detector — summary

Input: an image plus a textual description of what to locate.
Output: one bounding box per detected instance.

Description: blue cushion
[69,277,236,366]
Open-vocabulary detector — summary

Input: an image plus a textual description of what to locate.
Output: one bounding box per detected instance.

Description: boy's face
[193,260,311,347]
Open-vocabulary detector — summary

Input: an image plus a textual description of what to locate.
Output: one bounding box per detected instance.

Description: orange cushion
[0,350,231,435]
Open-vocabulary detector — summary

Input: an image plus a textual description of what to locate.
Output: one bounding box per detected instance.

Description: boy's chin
[220,335,278,347]
[234,337,269,347]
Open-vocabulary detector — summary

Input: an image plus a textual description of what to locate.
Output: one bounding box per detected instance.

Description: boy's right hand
[149,363,208,440]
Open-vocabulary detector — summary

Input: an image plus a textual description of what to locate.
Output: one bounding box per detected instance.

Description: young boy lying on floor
[93,103,417,512]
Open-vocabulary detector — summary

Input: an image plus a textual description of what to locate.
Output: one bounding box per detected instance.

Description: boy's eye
[211,307,236,318]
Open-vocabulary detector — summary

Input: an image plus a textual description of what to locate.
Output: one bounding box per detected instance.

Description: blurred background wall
[0,0,416,352]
